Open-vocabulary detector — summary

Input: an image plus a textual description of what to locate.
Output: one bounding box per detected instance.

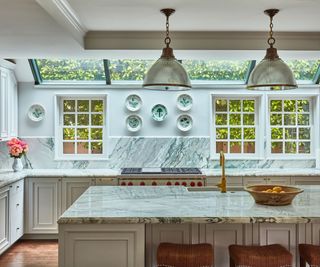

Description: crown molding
[85,31,320,51]
[36,0,86,46]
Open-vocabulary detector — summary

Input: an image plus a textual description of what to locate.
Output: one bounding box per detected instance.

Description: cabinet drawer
[95,177,118,185]
[243,177,267,186]
[10,185,24,244]
[206,176,242,187]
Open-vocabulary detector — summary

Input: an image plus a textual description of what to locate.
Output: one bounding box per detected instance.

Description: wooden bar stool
[299,244,320,267]
[157,243,214,267]
[229,244,292,267]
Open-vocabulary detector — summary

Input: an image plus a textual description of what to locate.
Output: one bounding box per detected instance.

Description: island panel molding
[58,224,145,267]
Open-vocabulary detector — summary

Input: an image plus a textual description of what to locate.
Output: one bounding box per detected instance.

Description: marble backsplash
[0,137,316,169]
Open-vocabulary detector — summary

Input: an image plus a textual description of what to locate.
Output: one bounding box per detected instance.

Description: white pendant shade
[247,57,297,91]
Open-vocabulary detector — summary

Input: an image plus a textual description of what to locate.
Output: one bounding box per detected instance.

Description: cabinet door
[243,177,268,186]
[146,224,198,267]
[61,178,95,213]
[0,68,9,139]
[0,187,10,254]
[9,180,24,244]
[267,177,290,185]
[206,176,242,187]
[200,224,245,267]
[291,177,320,185]
[26,178,61,234]
[258,224,297,267]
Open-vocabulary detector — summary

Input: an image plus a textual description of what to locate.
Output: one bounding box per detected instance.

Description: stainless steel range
[119,168,206,187]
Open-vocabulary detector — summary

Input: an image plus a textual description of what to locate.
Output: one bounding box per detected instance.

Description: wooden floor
[0,240,58,267]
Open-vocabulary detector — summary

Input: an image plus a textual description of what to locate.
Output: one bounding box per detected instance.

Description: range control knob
[152,181,157,186]
[128,182,133,186]
[182,182,187,187]
[197,181,203,187]
[120,182,126,186]
[140,182,145,186]
[175,181,180,186]
[166,181,172,186]
[190,182,195,187]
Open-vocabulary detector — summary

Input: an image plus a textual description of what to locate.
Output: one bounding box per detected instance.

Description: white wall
[18,83,211,137]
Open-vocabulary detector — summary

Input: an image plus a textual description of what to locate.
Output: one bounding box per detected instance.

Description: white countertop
[1,168,320,188]
[0,169,120,187]
[58,185,320,224]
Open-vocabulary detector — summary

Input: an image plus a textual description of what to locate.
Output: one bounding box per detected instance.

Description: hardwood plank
[0,240,58,267]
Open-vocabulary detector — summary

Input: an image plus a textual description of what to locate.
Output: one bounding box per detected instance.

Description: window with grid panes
[214,98,257,155]
[269,99,312,154]
[61,98,105,156]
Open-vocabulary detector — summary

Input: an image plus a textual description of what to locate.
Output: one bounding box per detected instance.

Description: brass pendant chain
[164,14,171,48]
[267,14,276,48]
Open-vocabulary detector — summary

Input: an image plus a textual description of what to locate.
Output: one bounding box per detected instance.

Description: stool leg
[230,257,235,267]
[299,257,306,267]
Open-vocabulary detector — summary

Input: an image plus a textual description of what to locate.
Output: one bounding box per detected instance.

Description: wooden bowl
[244,184,303,206]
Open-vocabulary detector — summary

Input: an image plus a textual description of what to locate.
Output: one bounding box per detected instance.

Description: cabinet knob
[9,185,13,188]
[16,203,19,207]
[17,227,20,230]
[17,186,19,188]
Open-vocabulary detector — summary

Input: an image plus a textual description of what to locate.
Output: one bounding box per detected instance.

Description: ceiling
[69,0,320,32]
[1,0,320,82]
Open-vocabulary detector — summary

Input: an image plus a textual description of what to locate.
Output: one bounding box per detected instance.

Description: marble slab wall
[0,138,316,169]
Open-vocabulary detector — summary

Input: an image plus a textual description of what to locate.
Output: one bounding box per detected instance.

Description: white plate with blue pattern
[28,104,46,122]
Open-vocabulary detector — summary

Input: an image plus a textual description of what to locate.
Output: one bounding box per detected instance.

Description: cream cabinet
[25,177,117,234]
[26,178,62,234]
[0,63,17,140]
[59,224,145,267]
[61,177,95,213]
[291,176,320,185]
[206,176,242,188]
[257,224,297,267]
[146,224,199,267]
[200,224,248,267]
[9,179,24,244]
[243,176,290,186]
[0,186,10,254]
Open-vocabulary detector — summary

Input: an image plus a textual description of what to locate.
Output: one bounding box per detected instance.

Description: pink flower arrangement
[7,138,28,158]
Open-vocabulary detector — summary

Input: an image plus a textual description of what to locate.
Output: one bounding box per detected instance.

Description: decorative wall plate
[28,104,46,122]
[125,94,142,111]
[152,104,168,121]
[126,115,142,132]
[177,114,193,132]
[177,94,193,111]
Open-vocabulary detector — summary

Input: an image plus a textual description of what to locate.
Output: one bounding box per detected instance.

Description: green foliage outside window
[183,60,251,81]
[36,59,106,81]
[286,60,320,80]
[34,59,320,83]
[215,99,256,154]
[270,99,311,154]
[62,99,104,155]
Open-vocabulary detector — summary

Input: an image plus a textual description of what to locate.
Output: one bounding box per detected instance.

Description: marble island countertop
[58,185,320,224]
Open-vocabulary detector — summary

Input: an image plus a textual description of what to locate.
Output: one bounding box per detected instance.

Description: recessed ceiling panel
[68,0,320,31]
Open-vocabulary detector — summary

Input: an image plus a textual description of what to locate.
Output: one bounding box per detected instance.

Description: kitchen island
[58,186,320,267]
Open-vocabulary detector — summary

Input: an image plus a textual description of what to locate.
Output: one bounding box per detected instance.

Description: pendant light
[247,9,297,90]
[143,8,191,90]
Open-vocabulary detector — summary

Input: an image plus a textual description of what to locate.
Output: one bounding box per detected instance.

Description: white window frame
[266,92,319,160]
[210,91,264,160]
[54,93,109,160]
